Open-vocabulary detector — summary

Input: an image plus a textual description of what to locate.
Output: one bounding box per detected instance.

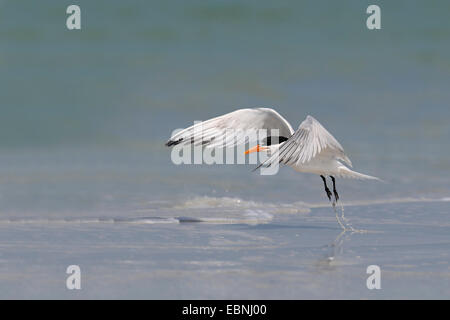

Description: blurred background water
[0,0,449,299]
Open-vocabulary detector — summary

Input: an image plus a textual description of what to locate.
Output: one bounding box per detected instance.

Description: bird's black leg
[331,176,339,202]
[320,175,332,201]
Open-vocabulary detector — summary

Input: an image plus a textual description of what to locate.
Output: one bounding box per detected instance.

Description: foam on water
[161,195,450,215]
[170,196,310,214]
[172,196,260,209]
[0,196,448,227]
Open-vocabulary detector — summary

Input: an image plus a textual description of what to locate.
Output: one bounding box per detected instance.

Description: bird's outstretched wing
[165,108,294,149]
[255,115,352,170]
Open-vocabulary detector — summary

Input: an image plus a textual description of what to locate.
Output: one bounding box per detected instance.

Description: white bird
[165,107,379,229]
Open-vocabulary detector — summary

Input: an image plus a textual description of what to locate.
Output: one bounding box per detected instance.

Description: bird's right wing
[255,115,352,170]
[165,108,294,149]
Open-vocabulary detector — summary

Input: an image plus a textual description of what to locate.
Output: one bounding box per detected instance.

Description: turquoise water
[0,0,449,298]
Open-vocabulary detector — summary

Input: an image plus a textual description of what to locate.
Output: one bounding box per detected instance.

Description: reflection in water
[314,229,353,271]
[330,229,351,259]
[319,205,384,267]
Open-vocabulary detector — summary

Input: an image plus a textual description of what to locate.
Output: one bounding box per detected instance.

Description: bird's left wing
[255,115,352,170]
[165,108,294,149]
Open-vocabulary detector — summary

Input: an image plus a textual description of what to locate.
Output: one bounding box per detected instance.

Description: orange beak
[244,144,268,154]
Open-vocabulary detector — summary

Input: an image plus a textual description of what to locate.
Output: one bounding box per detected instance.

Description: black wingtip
[165,138,183,147]
[252,163,264,172]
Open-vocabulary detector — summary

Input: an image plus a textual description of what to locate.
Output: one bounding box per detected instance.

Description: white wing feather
[256,115,352,169]
[165,108,294,148]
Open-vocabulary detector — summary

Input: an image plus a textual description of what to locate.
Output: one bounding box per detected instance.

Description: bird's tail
[337,166,381,181]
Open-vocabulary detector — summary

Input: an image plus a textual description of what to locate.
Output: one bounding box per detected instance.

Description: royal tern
[165,108,379,229]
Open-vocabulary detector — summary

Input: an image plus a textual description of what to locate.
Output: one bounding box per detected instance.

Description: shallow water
[0,195,449,299]
[1,0,450,298]
[0,149,449,299]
